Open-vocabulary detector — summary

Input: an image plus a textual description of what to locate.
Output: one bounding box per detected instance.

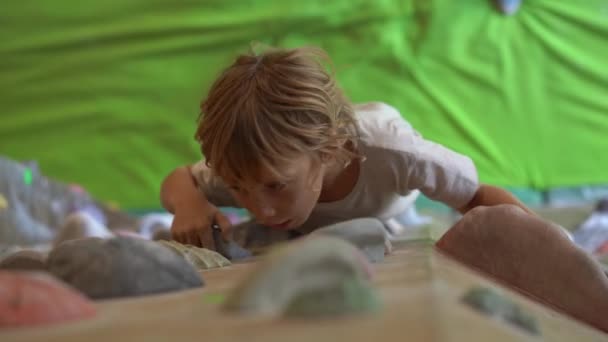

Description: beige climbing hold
[158,240,231,270]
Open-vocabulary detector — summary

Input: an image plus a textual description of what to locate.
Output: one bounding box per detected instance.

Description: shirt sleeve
[190,160,240,208]
[392,134,479,209]
[356,102,479,210]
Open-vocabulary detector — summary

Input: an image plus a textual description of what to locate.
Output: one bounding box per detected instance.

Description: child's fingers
[172,231,182,243]
[191,231,203,247]
[196,230,206,249]
[198,227,215,250]
[182,229,198,247]
[168,215,217,248]
[180,233,191,246]
[184,231,196,246]
[189,228,203,248]
[214,212,232,241]
[170,225,185,244]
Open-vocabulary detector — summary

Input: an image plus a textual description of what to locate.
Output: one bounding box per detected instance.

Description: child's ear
[319,153,329,162]
[318,152,334,164]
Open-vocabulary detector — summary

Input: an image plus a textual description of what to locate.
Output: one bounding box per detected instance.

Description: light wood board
[2,240,607,341]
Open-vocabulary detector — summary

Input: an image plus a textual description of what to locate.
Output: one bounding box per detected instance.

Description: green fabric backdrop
[1,0,607,209]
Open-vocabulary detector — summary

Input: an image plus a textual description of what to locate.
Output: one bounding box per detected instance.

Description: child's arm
[160,165,231,248]
[160,165,201,214]
[457,184,536,216]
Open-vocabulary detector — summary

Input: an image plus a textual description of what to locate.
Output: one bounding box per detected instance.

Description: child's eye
[266,182,286,191]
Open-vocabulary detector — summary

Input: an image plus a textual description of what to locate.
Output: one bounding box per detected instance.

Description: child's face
[224,154,325,230]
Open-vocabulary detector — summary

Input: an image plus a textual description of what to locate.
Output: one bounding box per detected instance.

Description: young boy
[160,46,532,249]
[160,46,608,332]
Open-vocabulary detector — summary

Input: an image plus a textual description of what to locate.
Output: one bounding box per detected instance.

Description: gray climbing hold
[0,156,101,245]
[493,0,522,15]
[0,249,47,271]
[212,224,252,261]
[223,236,380,317]
[53,211,113,246]
[0,189,54,245]
[158,240,231,270]
[309,218,391,263]
[462,286,540,335]
[47,236,204,299]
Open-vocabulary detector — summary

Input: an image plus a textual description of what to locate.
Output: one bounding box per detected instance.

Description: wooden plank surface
[1,241,607,342]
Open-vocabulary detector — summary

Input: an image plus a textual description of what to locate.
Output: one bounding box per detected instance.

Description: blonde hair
[195,46,359,184]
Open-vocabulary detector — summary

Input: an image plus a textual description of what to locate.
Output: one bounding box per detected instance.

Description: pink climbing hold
[114,230,145,239]
[68,184,86,194]
[0,271,96,328]
[595,240,608,256]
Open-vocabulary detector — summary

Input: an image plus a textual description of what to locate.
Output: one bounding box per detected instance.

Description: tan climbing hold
[158,240,231,270]
[0,193,7,210]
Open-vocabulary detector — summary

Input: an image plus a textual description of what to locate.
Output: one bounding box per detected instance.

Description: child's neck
[318,157,360,203]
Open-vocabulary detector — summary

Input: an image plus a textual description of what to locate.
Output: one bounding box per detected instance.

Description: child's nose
[250,202,276,220]
[261,206,276,218]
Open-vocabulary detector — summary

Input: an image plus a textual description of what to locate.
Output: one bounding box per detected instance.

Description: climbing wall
[1,241,605,341]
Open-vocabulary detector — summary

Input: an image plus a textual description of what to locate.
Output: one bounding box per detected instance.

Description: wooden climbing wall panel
[1,241,606,341]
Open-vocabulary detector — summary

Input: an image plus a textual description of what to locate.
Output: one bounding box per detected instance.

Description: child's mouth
[269,219,291,229]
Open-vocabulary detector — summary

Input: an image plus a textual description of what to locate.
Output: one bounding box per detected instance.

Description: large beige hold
[436,204,608,333]
[223,236,379,317]
[158,240,231,270]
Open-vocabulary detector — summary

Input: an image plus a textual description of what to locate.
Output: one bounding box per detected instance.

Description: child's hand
[170,201,232,249]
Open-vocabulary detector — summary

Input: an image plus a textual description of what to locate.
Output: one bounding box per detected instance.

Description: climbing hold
[47,237,204,299]
[310,218,391,263]
[158,240,231,270]
[0,271,96,328]
[223,236,380,317]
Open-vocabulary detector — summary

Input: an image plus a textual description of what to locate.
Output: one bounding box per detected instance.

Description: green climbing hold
[462,286,540,336]
[23,168,33,185]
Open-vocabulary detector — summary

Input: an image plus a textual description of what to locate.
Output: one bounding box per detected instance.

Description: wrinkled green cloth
[1,1,607,208]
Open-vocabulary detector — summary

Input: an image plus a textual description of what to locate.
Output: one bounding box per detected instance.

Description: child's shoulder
[354,102,416,150]
[354,102,402,119]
